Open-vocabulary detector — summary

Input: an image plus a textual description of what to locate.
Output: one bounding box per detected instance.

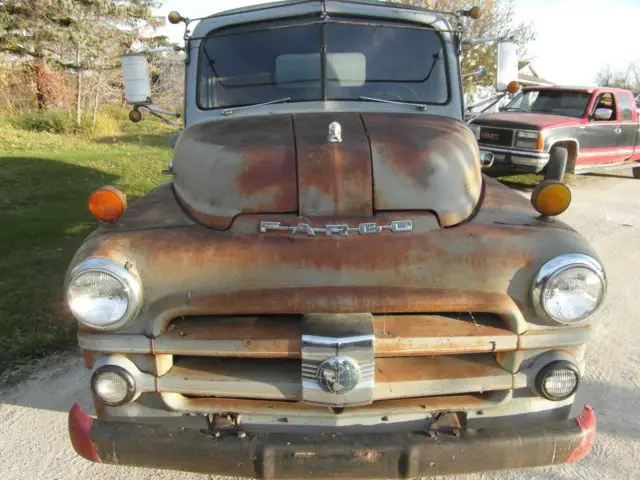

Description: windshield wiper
[358,96,428,111]
[221,97,291,116]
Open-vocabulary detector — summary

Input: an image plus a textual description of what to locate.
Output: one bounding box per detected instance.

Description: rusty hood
[173,112,482,228]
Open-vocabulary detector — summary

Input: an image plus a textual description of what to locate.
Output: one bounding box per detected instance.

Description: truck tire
[545,146,568,181]
[633,166,640,179]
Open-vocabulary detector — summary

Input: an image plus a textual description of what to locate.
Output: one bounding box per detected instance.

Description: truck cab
[66,2,604,478]
[471,86,640,180]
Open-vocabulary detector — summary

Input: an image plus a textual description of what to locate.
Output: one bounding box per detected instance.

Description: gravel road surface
[2,171,639,480]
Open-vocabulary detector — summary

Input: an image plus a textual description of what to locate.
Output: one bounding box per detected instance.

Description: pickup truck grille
[478,127,514,147]
[153,313,517,404]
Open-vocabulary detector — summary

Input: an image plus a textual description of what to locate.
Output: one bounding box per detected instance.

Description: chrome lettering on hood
[259,220,413,236]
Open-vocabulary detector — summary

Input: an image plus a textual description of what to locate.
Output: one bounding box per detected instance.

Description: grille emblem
[301,313,374,407]
[317,357,360,394]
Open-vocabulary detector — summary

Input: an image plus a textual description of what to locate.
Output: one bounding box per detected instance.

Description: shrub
[13,108,75,134]
[83,109,122,137]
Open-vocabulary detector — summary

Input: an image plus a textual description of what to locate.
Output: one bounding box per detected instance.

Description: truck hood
[471,112,578,130]
[173,113,482,228]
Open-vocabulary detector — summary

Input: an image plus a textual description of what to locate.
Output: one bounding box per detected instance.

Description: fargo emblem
[259,220,413,236]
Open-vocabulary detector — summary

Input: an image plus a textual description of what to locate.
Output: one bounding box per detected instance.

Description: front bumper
[69,403,596,479]
[479,145,550,173]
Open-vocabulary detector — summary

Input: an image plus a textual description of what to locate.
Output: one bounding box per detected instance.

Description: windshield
[504,89,591,118]
[198,18,448,109]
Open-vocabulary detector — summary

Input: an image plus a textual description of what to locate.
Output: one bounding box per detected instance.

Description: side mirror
[121,52,152,105]
[593,107,613,121]
[496,40,518,92]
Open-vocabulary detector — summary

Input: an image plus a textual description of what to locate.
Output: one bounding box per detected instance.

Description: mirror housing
[496,40,518,92]
[593,107,613,121]
[121,52,152,105]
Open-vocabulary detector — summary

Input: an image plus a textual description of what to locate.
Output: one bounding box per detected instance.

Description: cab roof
[192,0,452,39]
[206,0,450,19]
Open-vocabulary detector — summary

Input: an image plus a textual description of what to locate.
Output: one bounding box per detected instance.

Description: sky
[154,0,640,86]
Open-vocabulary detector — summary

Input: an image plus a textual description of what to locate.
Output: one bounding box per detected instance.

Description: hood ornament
[327,121,342,144]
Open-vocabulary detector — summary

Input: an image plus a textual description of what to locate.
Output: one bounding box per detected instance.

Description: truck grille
[153,313,517,404]
[478,127,514,147]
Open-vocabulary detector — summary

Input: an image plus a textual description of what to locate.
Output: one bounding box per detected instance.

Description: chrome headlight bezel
[64,258,142,331]
[532,253,606,325]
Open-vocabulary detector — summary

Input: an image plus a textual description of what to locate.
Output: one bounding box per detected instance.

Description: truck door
[581,92,625,165]
[617,91,639,161]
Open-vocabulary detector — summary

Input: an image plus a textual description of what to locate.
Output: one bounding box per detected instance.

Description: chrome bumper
[479,145,550,172]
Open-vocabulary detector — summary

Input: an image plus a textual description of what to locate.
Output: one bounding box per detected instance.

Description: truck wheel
[545,146,568,181]
[633,166,640,179]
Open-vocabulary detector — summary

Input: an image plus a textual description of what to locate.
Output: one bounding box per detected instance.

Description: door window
[591,92,618,121]
[618,92,634,121]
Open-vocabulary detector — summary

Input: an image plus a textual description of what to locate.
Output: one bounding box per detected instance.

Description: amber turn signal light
[168,11,182,24]
[531,180,571,217]
[507,80,521,95]
[88,186,127,222]
[469,6,482,19]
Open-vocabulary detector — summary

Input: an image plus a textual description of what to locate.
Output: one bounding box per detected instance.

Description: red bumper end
[68,403,100,462]
[566,405,597,463]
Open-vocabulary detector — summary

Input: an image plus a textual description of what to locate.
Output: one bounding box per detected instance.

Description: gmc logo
[481,132,500,141]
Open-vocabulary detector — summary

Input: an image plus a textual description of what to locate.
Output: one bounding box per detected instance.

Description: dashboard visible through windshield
[197,18,449,109]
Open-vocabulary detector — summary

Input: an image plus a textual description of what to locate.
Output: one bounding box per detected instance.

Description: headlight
[535,361,580,401]
[65,258,142,330]
[91,365,136,406]
[469,124,481,140]
[532,254,605,324]
[515,130,541,150]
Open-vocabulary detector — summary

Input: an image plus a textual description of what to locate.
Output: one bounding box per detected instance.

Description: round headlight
[535,361,580,401]
[65,259,142,330]
[91,366,136,406]
[532,254,605,324]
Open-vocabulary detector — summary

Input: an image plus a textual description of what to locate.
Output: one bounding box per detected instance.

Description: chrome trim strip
[579,148,635,158]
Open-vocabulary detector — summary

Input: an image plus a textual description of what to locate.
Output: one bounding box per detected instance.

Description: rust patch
[294,113,373,216]
[155,314,517,358]
[83,350,97,369]
[362,113,482,227]
[173,115,297,229]
[375,355,505,383]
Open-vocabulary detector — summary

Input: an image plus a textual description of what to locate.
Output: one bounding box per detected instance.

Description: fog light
[536,361,580,401]
[91,366,136,406]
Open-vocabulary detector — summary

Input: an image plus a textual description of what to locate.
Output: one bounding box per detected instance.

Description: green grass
[0,119,174,370]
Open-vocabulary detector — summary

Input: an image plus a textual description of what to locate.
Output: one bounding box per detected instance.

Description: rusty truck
[65,1,604,478]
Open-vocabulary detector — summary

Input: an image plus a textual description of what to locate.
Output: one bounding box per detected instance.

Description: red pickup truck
[470,86,640,180]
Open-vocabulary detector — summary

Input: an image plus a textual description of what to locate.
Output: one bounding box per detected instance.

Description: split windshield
[503,89,592,118]
[197,18,448,109]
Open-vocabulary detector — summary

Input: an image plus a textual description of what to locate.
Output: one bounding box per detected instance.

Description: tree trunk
[75,48,83,133]
[92,71,102,130]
